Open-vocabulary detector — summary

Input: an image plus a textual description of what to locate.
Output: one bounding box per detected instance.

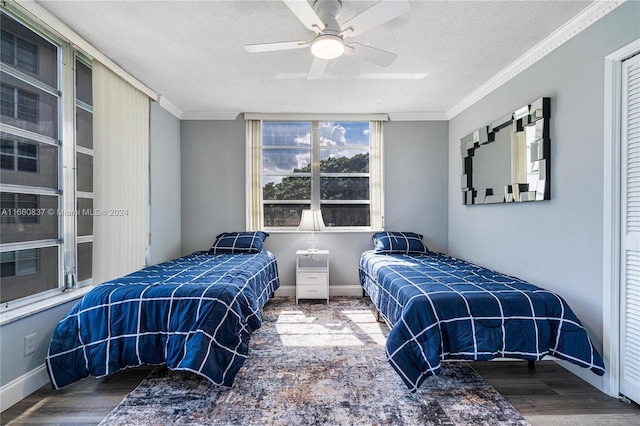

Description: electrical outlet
[24,333,36,356]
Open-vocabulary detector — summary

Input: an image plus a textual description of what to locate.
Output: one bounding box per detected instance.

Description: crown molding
[181,112,241,120]
[157,95,182,119]
[244,113,389,121]
[388,112,448,121]
[446,0,626,119]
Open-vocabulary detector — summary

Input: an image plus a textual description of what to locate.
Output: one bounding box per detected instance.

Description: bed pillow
[372,231,429,254]
[209,231,269,254]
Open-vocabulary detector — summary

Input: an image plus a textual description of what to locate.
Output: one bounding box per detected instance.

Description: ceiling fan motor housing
[310,0,345,59]
[313,0,343,33]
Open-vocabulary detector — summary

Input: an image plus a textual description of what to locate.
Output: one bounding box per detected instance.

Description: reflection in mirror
[460,97,550,205]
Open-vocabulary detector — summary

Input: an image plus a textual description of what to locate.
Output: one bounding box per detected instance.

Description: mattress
[359,250,605,392]
[47,250,280,389]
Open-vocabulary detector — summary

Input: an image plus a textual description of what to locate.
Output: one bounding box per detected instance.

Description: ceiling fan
[244,0,411,79]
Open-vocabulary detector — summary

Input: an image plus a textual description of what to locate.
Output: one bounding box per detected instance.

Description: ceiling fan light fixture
[311,35,344,59]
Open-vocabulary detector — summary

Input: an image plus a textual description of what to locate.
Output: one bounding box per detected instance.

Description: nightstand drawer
[297,272,327,284]
[295,249,329,304]
[297,285,328,299]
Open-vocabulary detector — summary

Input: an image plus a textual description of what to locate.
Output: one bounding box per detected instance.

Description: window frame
[0,83,39,123]
[0,6,93,311]
[1,248,39,278]
[0,138,38,172]
[1,28,38,74]
[15,248,39,275]
[247,116,385,232]
[0,192,39,224]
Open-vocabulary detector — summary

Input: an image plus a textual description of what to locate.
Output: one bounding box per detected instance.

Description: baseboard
[329,285,364,297]
[274,286,295,298]
[0,363,49,412]
[274,285,364,298]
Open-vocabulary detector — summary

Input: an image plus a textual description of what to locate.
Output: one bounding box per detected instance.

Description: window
[75,57,94,283]
[0,192,38,224]
[1,138,38,172]
[248,119,384,230]
[1,83,39,123]
[1,29,38,74]
[0,9,93,307]
[1,249,38,278]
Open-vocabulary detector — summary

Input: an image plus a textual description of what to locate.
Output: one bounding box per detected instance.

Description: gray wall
[0,299,78,389]
[180,118,247,254]
[447,2,640,387]
[384,121,449,254]
[180,118,449,292]
[149,102,181,265]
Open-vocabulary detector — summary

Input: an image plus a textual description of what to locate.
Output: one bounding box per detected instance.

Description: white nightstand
[296,249,329,304]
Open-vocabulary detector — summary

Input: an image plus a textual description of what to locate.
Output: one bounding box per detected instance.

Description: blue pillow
[372,231,429,254]
[209,231,269,254]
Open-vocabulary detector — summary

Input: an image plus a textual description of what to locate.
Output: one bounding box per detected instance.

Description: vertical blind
[246,119,263,230]
[369,120,384,231]
[92,62,149,284]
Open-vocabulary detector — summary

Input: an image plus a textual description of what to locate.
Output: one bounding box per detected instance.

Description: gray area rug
[100,297,529,425]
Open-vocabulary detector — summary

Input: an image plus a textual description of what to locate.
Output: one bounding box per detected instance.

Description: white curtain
[92,62,150,284]
[246,119,263,230]
[369,121,384,231]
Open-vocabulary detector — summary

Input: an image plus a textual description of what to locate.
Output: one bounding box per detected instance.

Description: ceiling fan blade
[283,0,324,33]
[344,42,397,67]
[307,57,329,80]
[244,41,309,53]
[341,0,411,38]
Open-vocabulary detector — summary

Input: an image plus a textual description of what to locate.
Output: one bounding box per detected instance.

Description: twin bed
[359,231,605,392]
[46,232,279,389]
[48,230,605,394]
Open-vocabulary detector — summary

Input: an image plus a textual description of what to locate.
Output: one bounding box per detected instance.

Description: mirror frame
[460,97,551,205]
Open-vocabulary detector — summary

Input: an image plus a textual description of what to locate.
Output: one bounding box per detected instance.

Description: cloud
[262,121,370,173]
[320,122,347,147]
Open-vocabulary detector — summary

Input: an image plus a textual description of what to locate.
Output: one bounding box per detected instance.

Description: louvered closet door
[620,53,640,405]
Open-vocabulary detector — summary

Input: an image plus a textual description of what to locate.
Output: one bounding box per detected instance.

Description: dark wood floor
[472,361,640,426]
[1,361,638,425]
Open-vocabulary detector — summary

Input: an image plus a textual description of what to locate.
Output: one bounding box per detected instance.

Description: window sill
[0,286,93,326]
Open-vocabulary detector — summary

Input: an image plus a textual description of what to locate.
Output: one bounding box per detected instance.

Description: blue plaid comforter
[359,250,605,392]
[47,251,280,389]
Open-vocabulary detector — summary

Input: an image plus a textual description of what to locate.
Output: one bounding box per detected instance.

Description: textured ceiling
[36,0,593,117]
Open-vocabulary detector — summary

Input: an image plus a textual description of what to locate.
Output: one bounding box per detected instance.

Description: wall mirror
[460,97,550,205]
